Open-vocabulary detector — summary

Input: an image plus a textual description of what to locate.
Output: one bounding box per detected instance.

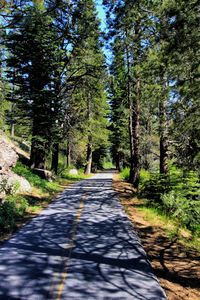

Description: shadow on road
[0,175,166,300]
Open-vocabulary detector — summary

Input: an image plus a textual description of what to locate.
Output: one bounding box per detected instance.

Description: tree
[6,2,62,169]
[104,0,150,188]
[63,0,108,175]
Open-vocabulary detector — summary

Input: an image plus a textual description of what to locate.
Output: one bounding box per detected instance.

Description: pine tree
[63,0,108,175]
[6,2,62,169]
[109,37,129,170]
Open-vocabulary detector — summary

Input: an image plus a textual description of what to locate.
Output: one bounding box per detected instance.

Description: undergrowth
[120,166,200,236]
[0,162,88,233]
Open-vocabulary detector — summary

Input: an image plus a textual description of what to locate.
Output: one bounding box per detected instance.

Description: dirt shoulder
[113,176,200,300]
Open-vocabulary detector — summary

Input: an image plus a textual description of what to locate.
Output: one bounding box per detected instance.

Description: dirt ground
[113,177,200,300]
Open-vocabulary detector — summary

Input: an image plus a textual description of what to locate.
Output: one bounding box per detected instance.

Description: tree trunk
[125,25,141,189]
[133,79,140,187]
[115,153,121,171]
[30,120,46,169]
[51,143,59,175]
[11,123,15,137]
[85,143,92,175]
[125,41,135,184]
[129,79,140,188]
[66,142,71,168]
[159,82,168,174]
[30,140,46,169]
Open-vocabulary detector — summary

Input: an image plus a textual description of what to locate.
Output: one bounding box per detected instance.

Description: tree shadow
[0,175,166,299]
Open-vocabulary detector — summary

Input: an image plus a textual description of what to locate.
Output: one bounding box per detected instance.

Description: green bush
[139,169,151,189]
[0,196,28,232]
[140,165,200,233]
[120,167,130,181]
[161,191,200,232]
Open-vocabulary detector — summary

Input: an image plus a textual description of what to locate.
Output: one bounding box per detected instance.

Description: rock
[69,169,78,175]
[7,172,32,194]
[0,135,32,198]
[33,169,53,181]
[0,172,32,195]
[0,137,18,173]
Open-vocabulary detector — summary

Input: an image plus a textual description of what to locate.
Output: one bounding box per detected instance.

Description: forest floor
[113,175,200,300]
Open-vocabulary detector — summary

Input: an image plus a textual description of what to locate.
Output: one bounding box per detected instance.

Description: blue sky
[95,0,107,30]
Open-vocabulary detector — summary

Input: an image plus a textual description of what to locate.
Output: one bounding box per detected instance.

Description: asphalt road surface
[0,172,166,300]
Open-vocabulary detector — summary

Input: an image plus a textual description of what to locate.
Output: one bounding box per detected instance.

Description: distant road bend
[0,171,166,300]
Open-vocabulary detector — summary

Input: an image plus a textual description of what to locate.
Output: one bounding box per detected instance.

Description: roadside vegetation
[113,174,200,300]
[0,160,89,237]
[120,168,200,250]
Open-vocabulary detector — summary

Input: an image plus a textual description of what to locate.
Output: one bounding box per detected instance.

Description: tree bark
[127,24,141,189]
[125,40,135,185]
[159,81,168,174]
[85,142,92,175]
[132,79,140,187]
[30,140,46,169]
[11,123,15,137]
[66,141,71,168]
[30,120,46,169]
[51,143,59,175]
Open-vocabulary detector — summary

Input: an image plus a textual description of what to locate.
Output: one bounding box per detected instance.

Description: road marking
[55,193,87,300]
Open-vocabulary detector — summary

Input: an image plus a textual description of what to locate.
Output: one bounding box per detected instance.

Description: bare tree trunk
[131,78,140,188]
[30,141,46,169]
[85,143,92,175]
[11,123,15,137]
[51,143,59,175]
[30,120,46,169]
[159,81,168,174]
[125,40,135,184]
[66,141,71,168]
[127,24,141,189]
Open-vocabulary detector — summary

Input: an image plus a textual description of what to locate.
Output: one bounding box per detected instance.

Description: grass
[61,168,89,181]
[114,173,200,252]
[137,206,200,251]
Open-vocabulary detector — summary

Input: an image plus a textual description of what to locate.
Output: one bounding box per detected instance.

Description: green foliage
[139,169,151,189]
[120,167,130,181]
[140,165,200,233]
[0,196,28,232]
[12,162,59,192]
[161,191,200,232]
[103,161,115,169]
[61,168,87,181]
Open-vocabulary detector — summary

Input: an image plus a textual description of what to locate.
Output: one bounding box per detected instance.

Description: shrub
[0,196,28,232]
[140,165,200,233]
[139,169,151,189]
[161,191,200,232]
[120,167,130,181]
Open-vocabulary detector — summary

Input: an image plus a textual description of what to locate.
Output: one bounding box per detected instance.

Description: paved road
[0,172,166,300]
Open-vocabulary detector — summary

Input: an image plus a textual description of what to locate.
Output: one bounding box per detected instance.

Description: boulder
[32,168,53,181]
[0,137,18,173]
[69,169,78,175]
[0,172,32,195]
[7,172,32,194]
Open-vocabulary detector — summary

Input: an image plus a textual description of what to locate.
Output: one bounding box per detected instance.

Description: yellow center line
[55,193,87,300]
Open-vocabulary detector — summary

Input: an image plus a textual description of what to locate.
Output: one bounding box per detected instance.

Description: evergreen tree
[6,2,62,169]
[64,0,108,174]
